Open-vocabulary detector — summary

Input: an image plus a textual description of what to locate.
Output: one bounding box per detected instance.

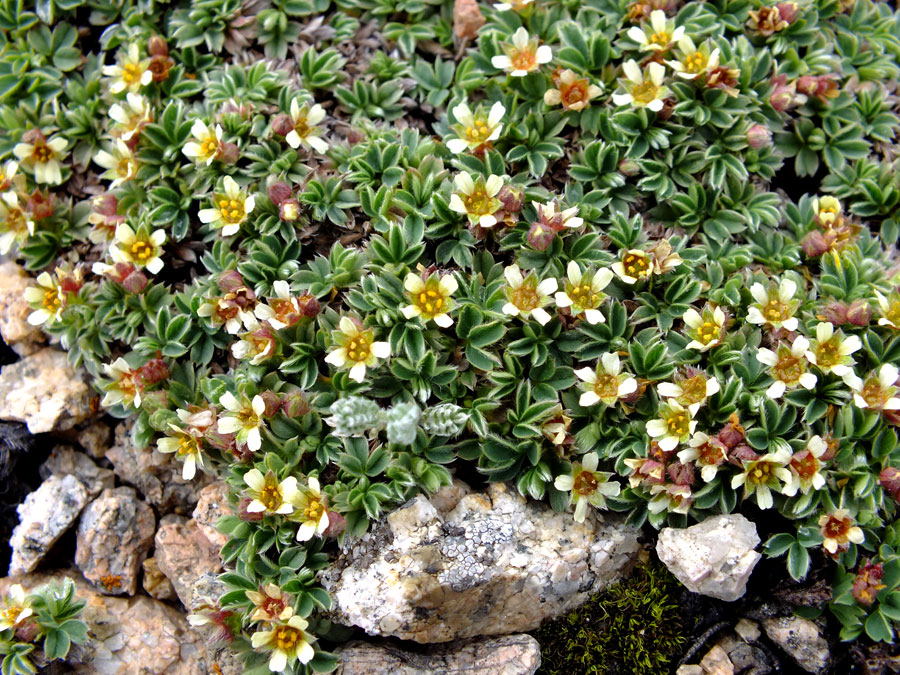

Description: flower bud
[139,389,168,415]
[238,496,265,522]
[296,292,320,318]
[148,36,169,57]
[122,268,149,294]
[280,198,300,222]
[879,466,900,501]
[776,2,800,24]
[281,391,310,418]
[259,391,281,418]
[846,299,872,327]
[746,124,772,149]
[22,128,45,145]
[147,54,174,83]
[271,113,295,137]
[717,414,745,448]
[217,141,239,165]
[801,230,829,257]
[497,185,524,215]
[796,75,818,96]
[323,510,347,538]
[728,443,759,466]
[27,189,55,220]
[14,619,41,643]
[820,301,848,325]
[667,461,695,486]
[217,269,247,294]
[267,181,293,206]
[138,357,169,386]
[852,559,885,606]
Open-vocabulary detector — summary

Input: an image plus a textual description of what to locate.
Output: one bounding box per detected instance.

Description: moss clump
[535,561,691,675]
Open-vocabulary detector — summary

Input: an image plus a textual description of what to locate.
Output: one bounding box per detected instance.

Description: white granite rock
[0,348,93,433]
[321,481,641,643]
[9,474,89,574]
[656,514,761,602]
[40,446,115,500]
[763,616,830,673]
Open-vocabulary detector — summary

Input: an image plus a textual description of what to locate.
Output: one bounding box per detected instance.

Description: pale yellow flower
[13,135,67,185]
[95,140,139,188]
[109,224,166,274]
[285,99,328,153]
[289,477,330,541]
[612,60,669,112]
[102,43,152,94]
[198,176,256,237]
[324,317,391,382]
[243,469,298,516]
[182,120,223,165]
[491,28,552,76]
[250,615,316,672]
[401,272,458,327]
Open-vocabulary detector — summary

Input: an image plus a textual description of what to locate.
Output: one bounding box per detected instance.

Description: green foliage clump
[535,562,691,675]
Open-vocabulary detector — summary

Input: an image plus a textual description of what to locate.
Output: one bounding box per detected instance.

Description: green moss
[535,561,691,675]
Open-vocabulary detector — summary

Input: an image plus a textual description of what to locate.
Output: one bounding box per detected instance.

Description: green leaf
[865,608,895,642]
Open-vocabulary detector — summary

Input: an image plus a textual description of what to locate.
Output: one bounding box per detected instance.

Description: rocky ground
[1,257,898,674]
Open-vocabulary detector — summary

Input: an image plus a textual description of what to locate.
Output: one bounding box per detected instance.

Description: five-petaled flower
[756,335,817,399]
[611,248,653,284]
[251,615,316,672]
[666,36,720,79]
[401,271,458,327]
[231,319,279,365]
[247,583,294,623]
[24,271,64,326]
[13,132,68,185]
[0,584,33,632]
[109,93,153,141]
[157,420,206,480]
[875,288,900,330]
[657,370,720,415]
[217,392,267,452]
[289,476,330,540]
[254,280,313,330]
[646,401,696,451]
[804,321,861,376]
[731,447,792,509]
[845,363,900,412]
[626,9,684,51]
[502,264,558,325]
[648,483,692,515]
[285,99,328,153]
[448,173,504,228]
[491,27,552,76]
[244,469,298,516]
[0,192,35,255]
[555,261,613,325]
[818,509,864,555]
[553,452,621,522]
[325,316,391,382]
[199,176,256,237]
[102,44,153,94]
[183,120,224,165]
[109,223,166,274]
[612,60,669,111]
[101,357,142,408]
[746,278,801,332]
[574,352,639,407]
[678,432,728,482]
[782,435,828,496]
[95,140,139,188]
[544,69,603,111]
[447,101,505,154]
[682,305,726,351]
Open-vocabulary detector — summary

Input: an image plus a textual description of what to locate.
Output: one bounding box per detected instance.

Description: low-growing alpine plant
[2,0,900,670]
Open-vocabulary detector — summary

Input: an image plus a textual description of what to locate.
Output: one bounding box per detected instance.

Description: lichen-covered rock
[142,557,177,601]
[0,261,44,355]
[656,514,761,602]
[0,571,208,675]
[40,446,115,500]
[336,634,542,675]
[105,422,210,514]
[154,515,222,607]
[763,616,830,673]
[76,487,155,595]
[0,348,93,433]
[192,481,232,553]
[321,482,640,643]
[9,474,88,574]
[78,421,113,459]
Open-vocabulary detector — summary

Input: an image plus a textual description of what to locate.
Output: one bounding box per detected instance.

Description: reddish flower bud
[497,185,524,215]
[717,413,745,449]
[879,466,900,501]
[323,510,347,538]
[526,221,556,252]
[770,75,803,111]
[27,189,55,220]
[217,141,239,165]
[93,193,119,216]
[852,559,886,606]
[138,357,169,386]
[281,391,310,418]
[148,36,169,57]
[14,619,41,643]
[271,113,295,137]
[296,292,320,318]
[846,299,872,327]
[668,461,696,486]
[746,124,772,149]
[259,391,281,418]
[121,268,149,294]
[820,301,849,325]
[801,230,829,257]
[147,54,174,83]
[729,444,759,466]
[22,128,45,145]
[217,270,247,294]
[796,75,818,96]
[267,181,293,206]
[280,199,301,222]
[777,2,800,24]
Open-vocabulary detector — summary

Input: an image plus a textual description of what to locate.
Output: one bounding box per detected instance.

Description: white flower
[574,352,638,407]
[0,192,35,255]
[491,27,552,76]
[782,435,828,497]
[746,278,801,332]
[243,468,299,515]
[102,43,152,94]
[285,100,328,153]
[805,322,861,376]
[665,36,721,80]
[553,452,621,522]
[875,289,900,330]
[95,140,139,188]
[157,426,205,480]
[646,401,696,451]
[846,363,900,411]
[24,272,63,326]
[0,584,33,631]
[109,93,152,141]
[501,264,558,325]
[555,261,613,325]
[682,305,726,351]
[626,9,685,52]
[678,432,728,483]
[109,223,166,274]
[401,272,458,327]
[250,615,316,672]
[611,60,669,112]
[13,135,68,185]
[611,248,653,284]
[217,392,267,452]
[182,120,224,165]
[100,357,141,408]
[657,372,719,415]
[447,101,505,154]
[448,172,504,228]
[324,316,391,382]
[731,448,792,510]
[756,335,817,399]
[290,476,330,541]
[198,176,256,237]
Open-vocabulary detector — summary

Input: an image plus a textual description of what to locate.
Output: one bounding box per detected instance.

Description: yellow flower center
[570,283,600,309]
[763,299,791,322]
[665,411,690,437]
[462,188,494,216]
[747,460,775,486]
[130,239,155,262]
[679,376,708,405]
[511,50,537,71]
[622,252,651,278]
[345,337,371,363]
[465,120,491,143]
[6,208,26,232]
[697,442,723,467]
[790,452,819,481]
[883,301,900,327]
[860,378,895,410]
[122,63,143,86]
[117,157,135,178]
[593,373,620,401]
[649,30,669,45]
[42,288,61,311]
[304,497,324,522]
[294,118,311,138]
[32,142,53,164]
[631,81,661,105]
[218,198,246,225]
[772,351,803,384]
[684,52,706,72]
[414,284,446,318]
[273,625,303,651]
[237,408,260,429]
[813,339,841,368]
[510,284,540,311]
[573,469,599,496]
[259,484,282,511]
[696,321,719,344]
[201,137,218,158]
[822,515,851,540]
[2,606,23,625]
[177,434,198,459]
